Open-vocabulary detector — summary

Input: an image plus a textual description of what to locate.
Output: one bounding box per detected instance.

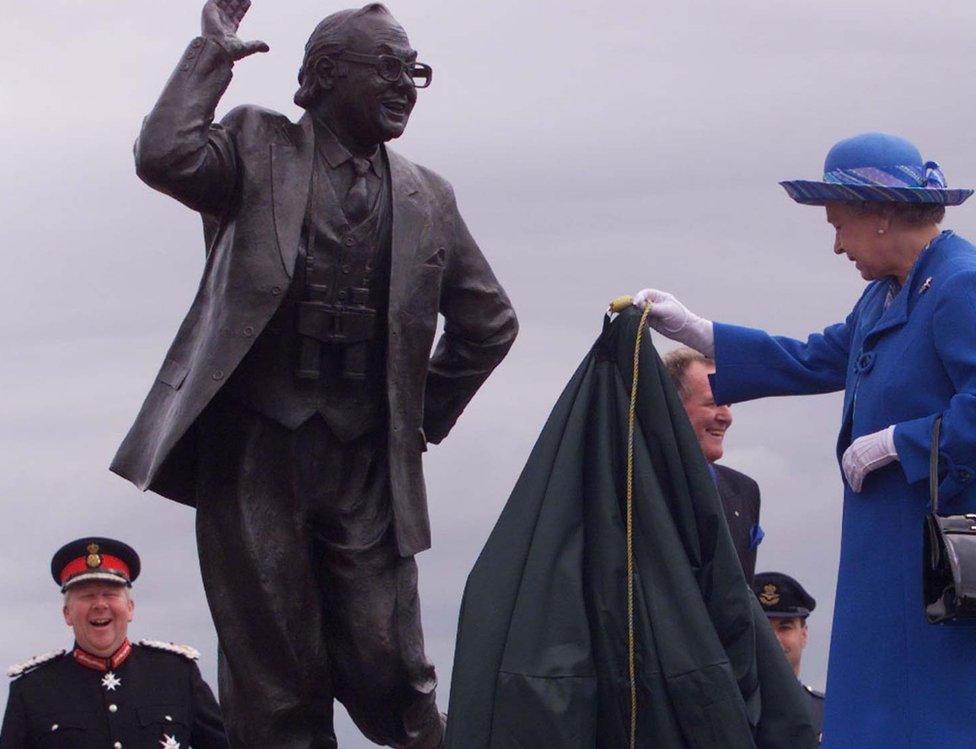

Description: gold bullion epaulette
[137,639,201,660]
[7,649,66,677]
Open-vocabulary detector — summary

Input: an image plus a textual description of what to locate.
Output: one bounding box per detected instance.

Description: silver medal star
[101,672,122,691]
[159,734,180,748]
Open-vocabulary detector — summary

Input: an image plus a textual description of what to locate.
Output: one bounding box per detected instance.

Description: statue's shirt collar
[313,121,381,177]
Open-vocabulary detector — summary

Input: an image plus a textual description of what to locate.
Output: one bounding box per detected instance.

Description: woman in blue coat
[633,132,976,748]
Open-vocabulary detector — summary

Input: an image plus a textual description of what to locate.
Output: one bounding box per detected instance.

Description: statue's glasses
[338,52,433,88]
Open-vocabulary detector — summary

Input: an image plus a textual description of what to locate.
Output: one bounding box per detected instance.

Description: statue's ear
[313,57,338,89]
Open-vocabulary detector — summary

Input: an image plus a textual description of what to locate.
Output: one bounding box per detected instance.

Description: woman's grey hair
[294,3,393,110]
[847,201,946,227]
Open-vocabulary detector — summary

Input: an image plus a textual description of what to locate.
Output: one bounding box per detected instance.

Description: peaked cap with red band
[51,537,140,592]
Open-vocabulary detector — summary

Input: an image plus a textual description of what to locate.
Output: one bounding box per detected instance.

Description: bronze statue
[110,2,518,746]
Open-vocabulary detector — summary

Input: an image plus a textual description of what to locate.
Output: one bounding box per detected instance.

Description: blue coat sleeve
[709,315,852,406]
[894,270,976,504]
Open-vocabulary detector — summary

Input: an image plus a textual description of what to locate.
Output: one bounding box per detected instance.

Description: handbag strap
[930,416,942,515]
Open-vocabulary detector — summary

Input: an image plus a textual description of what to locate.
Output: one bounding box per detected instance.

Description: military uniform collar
[313,120,381,177]
[72,638,132,672]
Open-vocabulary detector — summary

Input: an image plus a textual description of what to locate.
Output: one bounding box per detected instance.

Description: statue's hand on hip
[201,0,270,61]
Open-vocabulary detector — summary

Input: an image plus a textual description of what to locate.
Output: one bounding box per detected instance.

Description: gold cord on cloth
[609,295,651,749]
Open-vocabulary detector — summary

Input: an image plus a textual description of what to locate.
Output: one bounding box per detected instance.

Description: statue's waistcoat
[224,149,392,441]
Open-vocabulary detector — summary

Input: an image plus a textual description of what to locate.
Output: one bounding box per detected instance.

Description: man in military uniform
[664,347,763,581]
[0,537,227,748]
[753,571,825,742]
[110,1,517,746]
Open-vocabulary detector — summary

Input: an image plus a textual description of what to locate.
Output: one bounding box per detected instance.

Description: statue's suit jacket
[110,37,518,556]
[714,463,761,582]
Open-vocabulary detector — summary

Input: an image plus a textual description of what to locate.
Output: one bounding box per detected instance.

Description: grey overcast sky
[4,1,976,745]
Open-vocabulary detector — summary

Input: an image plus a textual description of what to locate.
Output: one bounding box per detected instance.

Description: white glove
[632,288,714,356]
[842,426,898,492]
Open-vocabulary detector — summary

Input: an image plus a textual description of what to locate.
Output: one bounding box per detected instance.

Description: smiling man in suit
[110,2,517,746]
[663,347,763,582]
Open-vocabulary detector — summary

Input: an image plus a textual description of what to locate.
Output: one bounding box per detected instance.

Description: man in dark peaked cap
[0,537,227,748]
[753,571,825,743]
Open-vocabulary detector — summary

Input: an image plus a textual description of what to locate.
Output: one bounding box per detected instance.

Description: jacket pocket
[157,358,189,390]
[137,704,191,744]
[31,710,92,746]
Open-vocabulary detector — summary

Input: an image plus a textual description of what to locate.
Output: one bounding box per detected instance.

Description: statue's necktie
[344,157,371,225]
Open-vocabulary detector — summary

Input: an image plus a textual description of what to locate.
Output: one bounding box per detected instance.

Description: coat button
[271,286,282,295]
[960,468,974,482]
[856,352,875,373]
[343,237,355,247]
[243,325,254,337]
[165,715,173,722]
[212,369,224,381]
[114,743,122,749]
[51,724,58,731]
[109,704,118,712]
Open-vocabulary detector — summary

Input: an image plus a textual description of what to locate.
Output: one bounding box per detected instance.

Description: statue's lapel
[270,114,315,278]
[387,146,430,307]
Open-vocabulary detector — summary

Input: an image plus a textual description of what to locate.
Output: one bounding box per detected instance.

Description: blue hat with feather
[781,132,972,206]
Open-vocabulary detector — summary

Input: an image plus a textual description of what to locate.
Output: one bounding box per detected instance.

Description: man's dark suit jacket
[714,463,762,582]
[110,37,518,557]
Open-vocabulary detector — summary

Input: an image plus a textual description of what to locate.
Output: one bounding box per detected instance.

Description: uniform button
[114,743,122,749]
[165,715,173,722]
[365,262,373,271]
[271,286,282,295]
[212,369,224,381]
[343,237,355,247]
[243,325,254,337]
[960,469,974,482]
[338,290,347,300]
[51,724,58,731]
[733,510,740,517]
[109,704,118,713]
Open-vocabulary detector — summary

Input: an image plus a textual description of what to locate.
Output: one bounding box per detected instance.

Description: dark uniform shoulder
[713,463,759,489]
[6,649,67,679]
[136,639,201,661]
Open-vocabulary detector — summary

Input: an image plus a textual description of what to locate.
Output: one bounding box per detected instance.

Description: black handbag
[922,417,976,623]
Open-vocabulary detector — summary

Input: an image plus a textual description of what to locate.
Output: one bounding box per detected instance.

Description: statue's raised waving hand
[201,0,269,61]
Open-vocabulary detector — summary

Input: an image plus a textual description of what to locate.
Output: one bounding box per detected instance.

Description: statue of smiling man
[111,2,518,746]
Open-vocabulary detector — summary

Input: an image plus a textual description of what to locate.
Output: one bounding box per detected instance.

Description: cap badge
[759,584,780,607]
[86,543,102,569]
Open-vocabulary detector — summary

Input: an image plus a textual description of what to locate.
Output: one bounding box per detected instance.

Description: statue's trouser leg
[297,416,444,749]
[195,400,443,749]
[194,400,337,749]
